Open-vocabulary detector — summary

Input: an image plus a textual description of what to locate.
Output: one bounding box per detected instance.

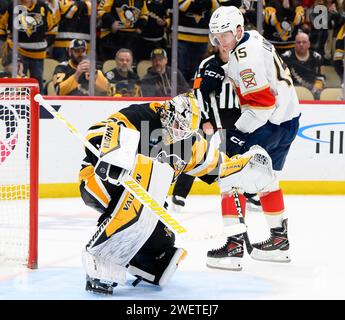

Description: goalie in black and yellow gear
[79,91,276,294]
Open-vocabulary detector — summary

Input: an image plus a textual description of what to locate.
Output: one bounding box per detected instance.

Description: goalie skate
[206,234,244,271]
[250,219,291,262]
[85,275,118,295]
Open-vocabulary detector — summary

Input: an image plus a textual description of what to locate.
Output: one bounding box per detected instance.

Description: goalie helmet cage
[0,78,39,269]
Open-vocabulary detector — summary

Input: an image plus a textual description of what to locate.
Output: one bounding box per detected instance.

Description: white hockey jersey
[225,30,300,133]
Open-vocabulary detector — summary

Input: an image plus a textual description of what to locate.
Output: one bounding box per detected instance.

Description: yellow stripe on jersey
[149,102,165,113]
[189,148,220,177]
[190,96,200,131]
[56,75,79,95]
[105,154,153,237]
[220,155,251,178]
[184,137,207,172]
[177,33,209,43]
[179,0,192,12]
[79,165,111,208]
[100,122,121,156]
[241,104,275,110]
[336,24,345,41]
[184,136,221,177]
[108,112,137,130]
[85,124,107,141]
[79,165,94,182]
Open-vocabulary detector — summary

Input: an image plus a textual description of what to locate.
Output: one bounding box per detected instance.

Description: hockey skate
[206,234,244,271]
[85,274,118,295]
[171,195,186,212]
[250,219,291,262]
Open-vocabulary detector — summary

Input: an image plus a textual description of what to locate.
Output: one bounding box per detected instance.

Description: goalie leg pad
[82,156,174,284]
[128,246,187,286]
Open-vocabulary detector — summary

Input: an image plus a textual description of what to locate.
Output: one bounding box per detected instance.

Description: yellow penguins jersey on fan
[0,0,56,59]
[263,4,304,51]
[53,59,109,95]
[178,0,218,43]
[53,0,91,50]
[333,24,345,78]
[98,0,149,38]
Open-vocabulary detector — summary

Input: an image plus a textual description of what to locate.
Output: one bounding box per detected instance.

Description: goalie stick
[34,94,187,234]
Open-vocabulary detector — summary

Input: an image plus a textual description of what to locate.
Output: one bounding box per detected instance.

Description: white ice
[0,195,345,300]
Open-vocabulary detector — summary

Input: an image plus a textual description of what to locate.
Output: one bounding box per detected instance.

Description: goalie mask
[160,92,200,145]
[209,6,244,46]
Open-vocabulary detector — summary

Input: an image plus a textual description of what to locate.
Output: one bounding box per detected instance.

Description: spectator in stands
[333,22,345,80]
[141,48,190,97]
[0,48,24,78]
[51,0,91,62]
[263,0,305,54]
[44,0,61,57]
[0,0,10,56]
[97,0,149,63]
[105,48,142,97]
[136,0,170,62]
[0,0,57,91]
[177,0,217,84]
[53,39,109,96]
[282,32,325,99]
[308,0,344,61]
[241,0,259,30]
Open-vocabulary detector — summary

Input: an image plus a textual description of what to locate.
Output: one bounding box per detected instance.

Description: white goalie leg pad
[219,145,276,194]
[82,250,127,285]
[83,159,174,284]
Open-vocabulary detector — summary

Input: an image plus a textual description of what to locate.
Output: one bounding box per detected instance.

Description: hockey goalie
[78,91,276,294]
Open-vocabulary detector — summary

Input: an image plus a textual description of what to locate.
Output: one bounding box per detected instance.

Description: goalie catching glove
[218,146,276,194]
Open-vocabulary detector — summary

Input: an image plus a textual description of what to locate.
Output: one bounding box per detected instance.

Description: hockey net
[0,79,39,269]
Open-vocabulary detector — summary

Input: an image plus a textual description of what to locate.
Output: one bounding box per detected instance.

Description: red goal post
[0,78,39,269]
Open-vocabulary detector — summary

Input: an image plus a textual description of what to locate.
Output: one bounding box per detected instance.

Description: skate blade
[206,257,243,271]
[85,280,116,295]
[250,248,291,263]
[85,284,114,295]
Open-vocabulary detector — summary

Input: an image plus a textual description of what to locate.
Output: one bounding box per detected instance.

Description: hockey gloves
[199,63,225,98]
[226,129,248,157]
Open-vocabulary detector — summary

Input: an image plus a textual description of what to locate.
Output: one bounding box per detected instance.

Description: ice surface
[0,195,344,300]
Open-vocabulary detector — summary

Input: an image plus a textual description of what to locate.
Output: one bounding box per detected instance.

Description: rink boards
[4,96,345,196]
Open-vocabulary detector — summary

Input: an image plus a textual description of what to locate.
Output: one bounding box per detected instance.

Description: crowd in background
[0,0,345,99]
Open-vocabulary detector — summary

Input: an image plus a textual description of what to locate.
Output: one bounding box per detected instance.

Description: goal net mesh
[0,86,32,265]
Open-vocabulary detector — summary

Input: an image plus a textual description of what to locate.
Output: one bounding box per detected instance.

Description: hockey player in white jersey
[206,6,301,270]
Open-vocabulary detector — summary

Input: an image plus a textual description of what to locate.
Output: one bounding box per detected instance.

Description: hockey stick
[232,188,253,254]
[34,94,187,234]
